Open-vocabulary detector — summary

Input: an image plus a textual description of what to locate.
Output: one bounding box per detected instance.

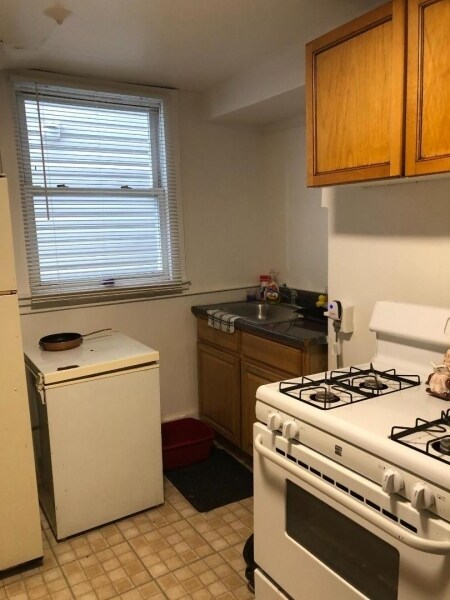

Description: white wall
[179,91,284,292]
[263,118,328,291]
[206,41,304,121]
[0,74,285,421]
[328,178,450,368]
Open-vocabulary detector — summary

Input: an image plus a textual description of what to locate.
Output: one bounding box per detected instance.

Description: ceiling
[1,0,384,94]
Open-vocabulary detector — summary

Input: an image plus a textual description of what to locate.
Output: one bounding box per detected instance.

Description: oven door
[253,423,450,600]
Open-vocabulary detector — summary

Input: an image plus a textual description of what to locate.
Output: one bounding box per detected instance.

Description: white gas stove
[253,301,450,600]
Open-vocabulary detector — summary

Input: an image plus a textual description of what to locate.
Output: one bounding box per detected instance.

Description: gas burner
[359,376,389,391]
[432,436,450,456]
[310,389,340,404]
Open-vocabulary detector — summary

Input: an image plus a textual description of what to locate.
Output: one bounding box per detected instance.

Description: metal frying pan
[39,329,112,351]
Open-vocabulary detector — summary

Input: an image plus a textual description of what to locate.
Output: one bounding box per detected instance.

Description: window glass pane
[24,98,155,189]
[33,193,163,283]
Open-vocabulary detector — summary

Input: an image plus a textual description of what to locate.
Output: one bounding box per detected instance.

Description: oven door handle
[254,434,450,555]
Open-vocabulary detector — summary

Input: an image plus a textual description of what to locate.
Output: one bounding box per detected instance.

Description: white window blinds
[12,76,186,306]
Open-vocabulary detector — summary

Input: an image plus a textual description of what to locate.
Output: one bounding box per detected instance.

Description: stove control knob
[411,483,435,510]
[381,469,404,495]
[282,420,299,441]
[267,412,282,432]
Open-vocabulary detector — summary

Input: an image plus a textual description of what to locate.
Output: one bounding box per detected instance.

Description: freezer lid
[24,331,159,384]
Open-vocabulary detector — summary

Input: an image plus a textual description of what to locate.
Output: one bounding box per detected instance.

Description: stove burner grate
[278,364,421,410]
[390,409,450,465]
[337,366,420,397]
[279,378,354,410]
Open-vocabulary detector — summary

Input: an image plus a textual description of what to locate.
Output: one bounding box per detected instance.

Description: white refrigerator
[0,177,43,570]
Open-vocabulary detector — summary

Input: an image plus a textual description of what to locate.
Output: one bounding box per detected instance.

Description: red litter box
[161,418,215,470]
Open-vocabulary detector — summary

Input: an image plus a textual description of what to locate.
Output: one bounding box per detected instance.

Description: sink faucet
[278,286,298,306]
[289,289,297,306]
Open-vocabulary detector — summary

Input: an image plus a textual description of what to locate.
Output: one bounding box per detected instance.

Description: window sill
[19,282,191,313]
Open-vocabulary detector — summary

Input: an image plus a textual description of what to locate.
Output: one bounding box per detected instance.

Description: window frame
[11,71,187,308]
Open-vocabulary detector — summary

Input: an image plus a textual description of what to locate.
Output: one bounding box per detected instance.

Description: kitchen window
[12,75,186,307]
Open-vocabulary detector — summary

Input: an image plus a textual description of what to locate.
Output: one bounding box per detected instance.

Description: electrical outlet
[340,305,354,334]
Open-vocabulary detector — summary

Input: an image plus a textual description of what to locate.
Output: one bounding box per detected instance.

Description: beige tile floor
[0,479,254,600]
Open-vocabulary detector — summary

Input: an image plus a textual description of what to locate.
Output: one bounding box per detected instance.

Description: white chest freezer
[24,331,164,540]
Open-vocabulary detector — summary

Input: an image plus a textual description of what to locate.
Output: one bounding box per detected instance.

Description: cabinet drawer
[242,332,301,376]
[197,318,241,353]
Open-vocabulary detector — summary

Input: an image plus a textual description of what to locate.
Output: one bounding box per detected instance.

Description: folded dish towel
[206,309,241,334]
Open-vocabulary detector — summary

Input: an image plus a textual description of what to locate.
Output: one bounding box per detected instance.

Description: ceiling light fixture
[43,2,72,26]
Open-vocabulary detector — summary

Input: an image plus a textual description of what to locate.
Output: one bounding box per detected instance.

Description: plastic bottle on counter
[265,276,280,304]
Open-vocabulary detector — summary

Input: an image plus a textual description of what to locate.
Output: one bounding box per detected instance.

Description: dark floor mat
[165,447,253,512]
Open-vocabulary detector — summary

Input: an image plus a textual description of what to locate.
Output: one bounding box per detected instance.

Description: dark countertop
[191,302,328,350]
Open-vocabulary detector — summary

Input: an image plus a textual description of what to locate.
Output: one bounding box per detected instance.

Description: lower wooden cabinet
[196,317,327,455]
[197,342,241,446]
[241,362,292,456]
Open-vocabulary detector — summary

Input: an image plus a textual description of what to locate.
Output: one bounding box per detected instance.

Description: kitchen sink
[216,301,300,324]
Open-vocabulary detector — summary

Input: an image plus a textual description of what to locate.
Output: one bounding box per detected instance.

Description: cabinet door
[241,362,290,456]
[306,0,406,186]
[302,344,328,376]
[198,343,241,446]
[405,0,450,175]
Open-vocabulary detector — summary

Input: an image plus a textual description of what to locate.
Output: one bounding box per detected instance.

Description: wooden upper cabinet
[405,0,450,175]
[306,0,406,186]
[307,0,450,186]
